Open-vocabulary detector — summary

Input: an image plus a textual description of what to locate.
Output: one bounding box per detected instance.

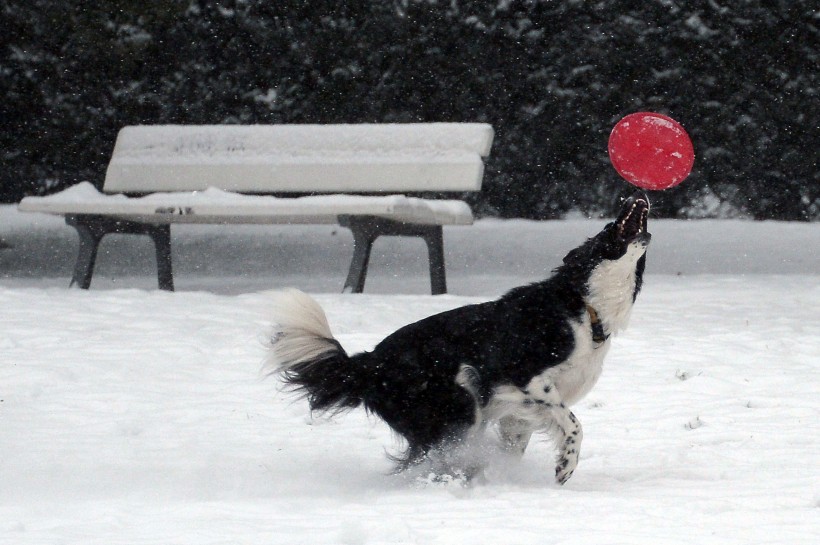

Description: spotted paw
[555,456,576,485]
[556,467,574,485]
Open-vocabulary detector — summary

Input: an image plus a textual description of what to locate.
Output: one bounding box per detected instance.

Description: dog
[266,192,650,484]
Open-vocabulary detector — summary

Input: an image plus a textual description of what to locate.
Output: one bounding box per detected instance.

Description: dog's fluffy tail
[266,289,366,413]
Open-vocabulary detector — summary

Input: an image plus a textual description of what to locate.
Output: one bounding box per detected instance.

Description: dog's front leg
[548,403,583,485]
[498,415,534,456]
[521,376,583,485]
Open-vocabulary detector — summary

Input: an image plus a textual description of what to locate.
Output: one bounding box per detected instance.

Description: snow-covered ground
[1,205,818,544]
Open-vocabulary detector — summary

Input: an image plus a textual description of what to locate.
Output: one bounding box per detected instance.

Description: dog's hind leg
[425,426,488,484]
[427,400,488,483]
[381,370,485,481]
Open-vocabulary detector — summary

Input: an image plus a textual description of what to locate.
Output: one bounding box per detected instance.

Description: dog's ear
[564,227,610,265]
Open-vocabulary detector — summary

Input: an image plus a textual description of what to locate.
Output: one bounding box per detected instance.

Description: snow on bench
[18,123,494,293]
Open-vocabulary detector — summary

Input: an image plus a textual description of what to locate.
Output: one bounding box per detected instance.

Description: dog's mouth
[616,192,650,243]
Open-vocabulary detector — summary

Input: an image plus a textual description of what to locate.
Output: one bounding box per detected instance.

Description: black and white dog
[266,192,650,484]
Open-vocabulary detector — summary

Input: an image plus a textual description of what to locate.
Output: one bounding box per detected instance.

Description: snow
[1,205,818,544]
[17,183,474,226]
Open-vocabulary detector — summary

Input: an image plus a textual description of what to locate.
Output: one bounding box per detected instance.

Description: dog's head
[600,190,651,256]
[559,191,651,300]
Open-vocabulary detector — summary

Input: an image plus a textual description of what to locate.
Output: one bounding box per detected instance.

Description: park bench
[18,123,494,293]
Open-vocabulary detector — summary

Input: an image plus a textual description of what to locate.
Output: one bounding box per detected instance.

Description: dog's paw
[555,456,576,485]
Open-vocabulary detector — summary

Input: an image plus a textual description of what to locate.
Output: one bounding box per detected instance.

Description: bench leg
[343,224,377,294]
[422,226,447,295]
[66,217,105,289]
[148,225,174,291]
[339,216,448,294]
[65,215,175,291]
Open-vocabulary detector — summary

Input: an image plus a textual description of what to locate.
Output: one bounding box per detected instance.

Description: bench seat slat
[105,123,493,194]
[106,156,484,194]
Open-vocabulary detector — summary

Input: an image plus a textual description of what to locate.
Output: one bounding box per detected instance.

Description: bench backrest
[104,124,494,195]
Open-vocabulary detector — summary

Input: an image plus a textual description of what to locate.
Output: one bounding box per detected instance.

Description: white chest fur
[542,242,645,406]
[542,320,611,406]
[585,242,644,334]
[484,242,646,419]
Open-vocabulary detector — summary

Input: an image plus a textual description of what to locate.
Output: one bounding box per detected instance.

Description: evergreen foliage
[1,0,817,219]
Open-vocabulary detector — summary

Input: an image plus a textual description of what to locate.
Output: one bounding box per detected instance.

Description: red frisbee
[608,112,695,190]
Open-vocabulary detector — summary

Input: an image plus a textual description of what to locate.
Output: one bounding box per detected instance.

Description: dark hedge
[1,0,817,219]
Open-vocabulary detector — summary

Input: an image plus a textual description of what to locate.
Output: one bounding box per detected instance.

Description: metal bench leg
[343,225,377,293]
[66,217,105,289]
[65,215,175,291]
[423,226,447,295]
[148,225,174,291]
[339,216,449,294]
